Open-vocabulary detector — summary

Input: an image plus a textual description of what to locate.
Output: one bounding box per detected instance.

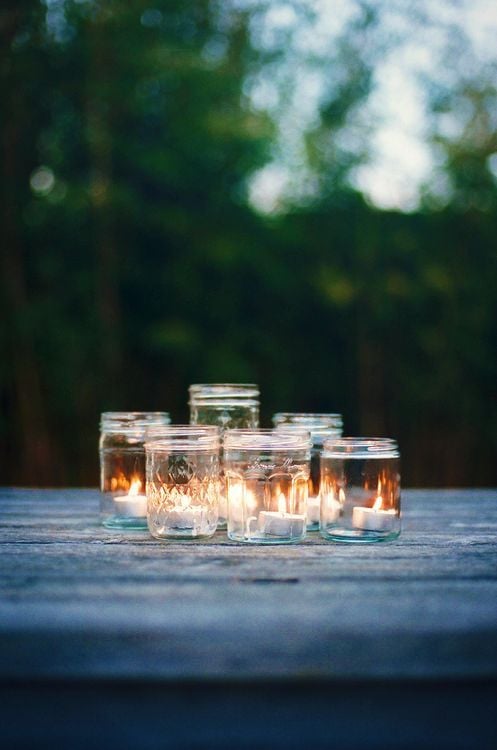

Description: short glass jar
[273,413,343,530]
[224,429,311,544]
[189,383,260,528]
[99,411,171,529]
[320,438,401,543]
[146,426,221,540]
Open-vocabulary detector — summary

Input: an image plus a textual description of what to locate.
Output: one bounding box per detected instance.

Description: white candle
[258,510,305,537]
[306,496,320,524]
[113,477,147,517]
[113,494,147,517]
[352,496,396,531]
[167,506,205,529]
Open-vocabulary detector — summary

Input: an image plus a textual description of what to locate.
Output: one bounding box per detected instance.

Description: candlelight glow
[246,490,257,512]
[278,493,287,514]
[372,495,383,511]
[128,477,142,496]
[110,471,131,492]
[338,488,346,504]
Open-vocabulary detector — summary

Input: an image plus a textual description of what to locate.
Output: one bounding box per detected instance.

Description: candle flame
[128,477,142,496]
[372,495,383,511]
[278,493,287,514]
[338,488,346,504]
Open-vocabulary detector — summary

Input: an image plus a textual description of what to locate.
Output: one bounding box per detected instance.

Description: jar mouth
[146,426,221,452]
[322,437,399,458]
[100,412,171,431]
[224,428,312,451]
[189,383,260,398]
[188,398,260,407]
[274,424,342,443]
[273,412,343,423]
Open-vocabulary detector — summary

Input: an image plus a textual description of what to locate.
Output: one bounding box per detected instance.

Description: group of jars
[99,384,401,544]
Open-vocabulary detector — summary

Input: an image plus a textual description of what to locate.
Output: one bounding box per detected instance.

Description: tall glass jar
[320,437,401,543]
[273,413,343,530]
[224,429,311,544]
[99,411,171,529]
[189,384,260,528]
[146,426,221,540]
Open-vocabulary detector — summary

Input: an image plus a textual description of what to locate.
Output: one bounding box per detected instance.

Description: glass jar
[189,383,260,528]
[99,411,171,529]
[273,413,343,530]
[146,426,221,540]
[224,429,311,544]
[320,438,401,543]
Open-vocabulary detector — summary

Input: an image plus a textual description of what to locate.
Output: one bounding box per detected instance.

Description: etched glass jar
[273,413,343,530]
[146,426,221,540]
[189,384,260,528]
[320,438,401,543]
[99,412,171,529]
[224,429,311,544]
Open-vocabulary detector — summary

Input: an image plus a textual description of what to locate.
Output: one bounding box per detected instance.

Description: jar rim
[189,383,260,398]
[101,411,170,420]
[274,424,342,443]
[322,437,399,458]
[224,428,312,451]
[273,412,343,422]
[146,426,221,452]
[188,398,260,407]
[100,412,171,432]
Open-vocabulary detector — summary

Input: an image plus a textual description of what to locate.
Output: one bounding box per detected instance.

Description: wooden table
[1,488,496,749]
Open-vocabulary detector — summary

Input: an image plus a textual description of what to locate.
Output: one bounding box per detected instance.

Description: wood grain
[1,488,496,748]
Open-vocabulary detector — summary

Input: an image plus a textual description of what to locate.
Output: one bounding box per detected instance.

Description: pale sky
[244,0,497,213]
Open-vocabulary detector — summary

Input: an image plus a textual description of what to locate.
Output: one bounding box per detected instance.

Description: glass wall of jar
[99,412,171,529]
[189,384,260,528]
[146,426,221,539]
[224,429,311,544]
[273,413,343,531]
[320,438,401,543]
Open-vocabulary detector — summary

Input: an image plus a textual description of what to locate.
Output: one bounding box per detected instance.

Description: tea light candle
[167,506,205,529]
[113,494,147,517]
[113,478,147,517]
[258,511,305,537]
[352,496,396,531]
[307,496,320,524]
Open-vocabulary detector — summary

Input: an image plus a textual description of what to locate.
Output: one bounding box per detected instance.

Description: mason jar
[146,426,221,540]
[189,383,260,528]
[273,413,343,530]
[320,437,401,543]
[99,411,171,529]
[224,428,311,544]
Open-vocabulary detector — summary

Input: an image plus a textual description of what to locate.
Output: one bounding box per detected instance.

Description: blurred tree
[1,0,496,487]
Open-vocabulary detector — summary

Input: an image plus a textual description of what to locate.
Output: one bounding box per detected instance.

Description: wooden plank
[1,488,497,749]
[1,488,497,682]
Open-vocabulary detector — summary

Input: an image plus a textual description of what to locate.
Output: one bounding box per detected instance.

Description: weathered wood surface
[1,488,497,749]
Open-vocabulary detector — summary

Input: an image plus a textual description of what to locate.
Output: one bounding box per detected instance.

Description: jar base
[320,526,400,543]
[227,532,305,545]
[102,516,148,530]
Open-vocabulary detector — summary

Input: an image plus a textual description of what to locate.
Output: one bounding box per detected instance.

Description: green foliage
[0,0,496,486]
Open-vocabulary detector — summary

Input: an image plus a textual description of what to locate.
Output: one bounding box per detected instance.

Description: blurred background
[1,0,496,487]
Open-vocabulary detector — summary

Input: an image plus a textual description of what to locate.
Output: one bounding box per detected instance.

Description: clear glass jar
[273,413,343,531]
[224,429,311,544]
[99,411,171,529]
[320,438,401,543]
[146,426,221,540]
[189,384,260,528]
